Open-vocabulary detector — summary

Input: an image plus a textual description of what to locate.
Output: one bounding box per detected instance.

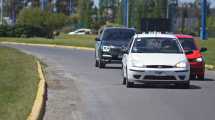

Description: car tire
[98,60,105,68]
[197,75,204,80]
[122,77,126,85]
[125,69,134,88]
[95,60,99,67]
[126,79,134,88]
[122,66,126,85]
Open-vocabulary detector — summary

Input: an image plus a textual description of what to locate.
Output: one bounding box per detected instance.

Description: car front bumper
[127,67,190,83]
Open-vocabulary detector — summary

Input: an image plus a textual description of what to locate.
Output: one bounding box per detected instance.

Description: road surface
[3,45,215,120]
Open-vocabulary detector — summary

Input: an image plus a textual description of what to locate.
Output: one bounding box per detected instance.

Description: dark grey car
[95,27,135,68]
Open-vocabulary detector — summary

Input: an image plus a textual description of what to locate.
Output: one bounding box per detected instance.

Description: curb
[205,64,215,70]
[27,61,46,120]
[0,42,94,51]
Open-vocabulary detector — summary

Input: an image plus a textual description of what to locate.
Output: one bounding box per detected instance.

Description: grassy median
[201,38,215,66]
[0,34,96,48]
[0,47,38,120]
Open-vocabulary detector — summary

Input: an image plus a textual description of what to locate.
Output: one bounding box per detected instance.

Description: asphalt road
[3,45,215,120]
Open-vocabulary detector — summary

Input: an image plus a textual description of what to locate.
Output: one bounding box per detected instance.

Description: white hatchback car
[68,29,91,35]
[122,33,191,88]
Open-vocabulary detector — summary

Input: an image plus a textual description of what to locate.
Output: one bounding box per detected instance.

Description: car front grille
[110,48,122,56]
[189,59,196,62]
[144,75,176,80]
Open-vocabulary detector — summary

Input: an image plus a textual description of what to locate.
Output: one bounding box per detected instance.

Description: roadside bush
[0,25,48,38]
[0,25,15,37]
[16,7,69,38]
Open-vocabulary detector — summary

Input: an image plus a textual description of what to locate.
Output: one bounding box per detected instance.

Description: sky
[93,0,215,8]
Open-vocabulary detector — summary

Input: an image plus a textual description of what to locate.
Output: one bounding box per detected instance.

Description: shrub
[0,26,15,37]
[16,7,69,38]
[0,25,48,38]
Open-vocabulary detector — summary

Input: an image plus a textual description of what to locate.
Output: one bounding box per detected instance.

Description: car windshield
[178,38,197,51]
[131,38,183,54]
[102,29,135,41]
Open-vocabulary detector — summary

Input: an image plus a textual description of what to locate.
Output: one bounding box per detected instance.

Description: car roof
[104,27,135,30]
[175,34,193,39]
[134,33,177,39]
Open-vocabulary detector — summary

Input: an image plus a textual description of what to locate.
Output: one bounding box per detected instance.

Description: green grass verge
[0,35,96,48]
[201,38,215,67]
[0,47,39,120]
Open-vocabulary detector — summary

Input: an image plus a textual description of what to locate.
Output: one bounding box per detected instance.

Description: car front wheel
[197,75,204,80]
[125,69,134,88]
[95,60,99,67]
[98,60,105,68]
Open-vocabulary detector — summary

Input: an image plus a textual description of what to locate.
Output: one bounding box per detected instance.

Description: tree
[99,0,119,22]
[128,0,167,31]
[77,0,94,28]
[17,7,68,38]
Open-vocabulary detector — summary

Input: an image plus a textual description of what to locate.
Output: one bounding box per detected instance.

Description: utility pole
[200,0,207,40]
[167,0,178,32]
[123,0,129,27]
[0,0,3,25]
[69,0,72,16]
[40,0,47,11]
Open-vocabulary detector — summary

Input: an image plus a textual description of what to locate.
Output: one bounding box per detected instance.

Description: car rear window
[178,38,197,51]
[102,29,135,41]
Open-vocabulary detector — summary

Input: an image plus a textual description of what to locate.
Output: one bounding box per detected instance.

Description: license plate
[154,71,164,75]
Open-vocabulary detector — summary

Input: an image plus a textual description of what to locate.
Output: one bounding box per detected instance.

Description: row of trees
[1,0,170,30]
[2,0,214,35]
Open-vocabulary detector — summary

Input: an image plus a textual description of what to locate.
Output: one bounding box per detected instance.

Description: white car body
[68,29,91,35]
[122,33,190,88]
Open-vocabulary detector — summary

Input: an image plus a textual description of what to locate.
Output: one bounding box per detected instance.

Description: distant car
[95,27,136,68]
[176,35,207,80]
[122,33,191,88]
[68,29,91,35]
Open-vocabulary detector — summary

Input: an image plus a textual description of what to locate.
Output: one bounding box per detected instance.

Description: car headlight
[175,62,187,68]
[102,46,111,52]
[196,57,203,62]
[132,61,146,68]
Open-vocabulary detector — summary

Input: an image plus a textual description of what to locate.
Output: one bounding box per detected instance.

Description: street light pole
[40,0,47,11]
[123,0,129,27]
[0,0,3,25]
[200,0,207,40]
[69,0,72,15]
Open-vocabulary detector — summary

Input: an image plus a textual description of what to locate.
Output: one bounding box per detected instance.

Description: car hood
[102,40,128,47]
[186,50,202,59]
[129,53,188,66]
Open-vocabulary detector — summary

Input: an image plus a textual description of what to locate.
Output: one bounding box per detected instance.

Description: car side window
[98,29,104,40]
[127,37,134,51]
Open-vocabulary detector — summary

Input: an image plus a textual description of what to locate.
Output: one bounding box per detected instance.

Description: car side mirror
[200,47,207,53]
[185,50,193,55]
[122,47,129,54]
[95,37,100,41]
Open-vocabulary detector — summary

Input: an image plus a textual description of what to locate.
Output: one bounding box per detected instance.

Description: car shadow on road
[132,84,202,90]
[191,78,215,81]
[104,66,122,70]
